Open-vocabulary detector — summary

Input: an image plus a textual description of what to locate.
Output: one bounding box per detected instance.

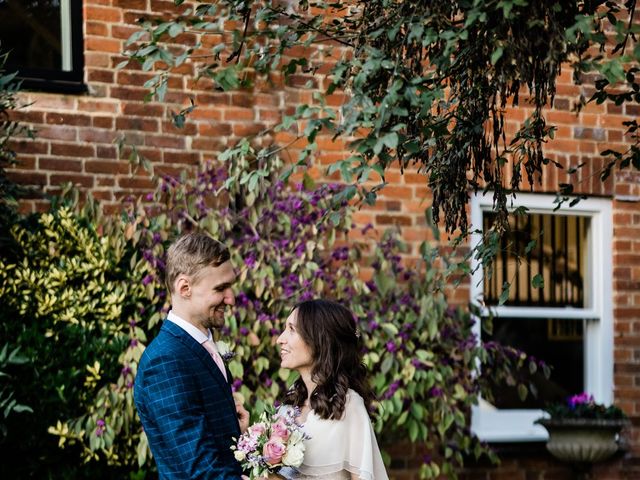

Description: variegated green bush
[0,199,157,476]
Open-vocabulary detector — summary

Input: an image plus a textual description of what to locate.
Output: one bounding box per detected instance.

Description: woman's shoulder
[344,388,368,416]
[346,388,365,404]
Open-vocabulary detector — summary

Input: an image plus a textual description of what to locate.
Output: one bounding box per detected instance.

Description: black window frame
[1,0,85,94]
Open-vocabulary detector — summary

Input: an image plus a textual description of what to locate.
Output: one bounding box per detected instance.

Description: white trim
[60,0,72,71]
[470,192,614,442]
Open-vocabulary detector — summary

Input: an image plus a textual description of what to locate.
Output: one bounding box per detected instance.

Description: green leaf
[498,282,511,305]
[491,47,504,65]
[532,274,544,289]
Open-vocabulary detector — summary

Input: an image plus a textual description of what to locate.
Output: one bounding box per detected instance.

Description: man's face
[187,261,236,331]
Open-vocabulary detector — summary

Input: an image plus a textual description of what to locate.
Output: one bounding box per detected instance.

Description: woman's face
[277,309,314,373]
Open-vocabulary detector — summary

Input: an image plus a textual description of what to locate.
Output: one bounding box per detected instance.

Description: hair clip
[355,328,361,339]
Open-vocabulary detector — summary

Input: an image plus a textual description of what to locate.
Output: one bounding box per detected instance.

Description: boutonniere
[215,340,235,362]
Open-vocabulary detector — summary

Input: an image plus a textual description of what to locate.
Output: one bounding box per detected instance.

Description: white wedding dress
[279,389,389,480]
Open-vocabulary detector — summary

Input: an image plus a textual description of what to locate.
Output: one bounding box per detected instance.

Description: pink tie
[202,339,228,382]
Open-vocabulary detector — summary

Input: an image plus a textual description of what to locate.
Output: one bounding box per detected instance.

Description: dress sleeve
[340,392,389,480]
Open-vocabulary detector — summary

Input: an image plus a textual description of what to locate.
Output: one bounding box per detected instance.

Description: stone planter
[537,418,627,464]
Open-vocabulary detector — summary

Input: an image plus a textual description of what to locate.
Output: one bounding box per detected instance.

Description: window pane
[483,212,589,308]
[482,317,584,409]
[0,0,68,71]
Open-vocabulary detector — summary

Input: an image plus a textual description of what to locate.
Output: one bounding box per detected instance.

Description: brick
[97,146,118,159]
[144,134,185,149]
[113,0,147,10]
[110,86,148,102]
[122,103,165,117]
[86,37,122,54]
[86,160,130,175]
[376,214,412,226]
[223,107,255,122]
[39,157,83,172]
[51,143,95,157]
[162,120,197,136]
[88,69,115,83]
[85,21,109,36]
[36,125,77,141]
[10,140,48,154]
[85,6,122,23]
[78,129,118,144]
[118,176,155,189]
[164,151,199,165]
[45,113,91,127]
[116,117,159,132]
[50,174,94,188]
[93,116,114,129]
[77,99,119,113]
[6,170,47,188]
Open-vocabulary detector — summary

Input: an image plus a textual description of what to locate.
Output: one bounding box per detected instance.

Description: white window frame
[469,192,613,442]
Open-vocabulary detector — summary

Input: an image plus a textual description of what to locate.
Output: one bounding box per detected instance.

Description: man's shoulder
[140,321,192,361]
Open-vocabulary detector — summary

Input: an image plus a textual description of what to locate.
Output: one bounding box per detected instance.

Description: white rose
[234,450,246,462]
[282,442,305,467]
[215,340,232,356]
[288,430,303,444]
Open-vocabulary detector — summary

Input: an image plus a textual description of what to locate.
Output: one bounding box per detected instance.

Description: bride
[275,299,388,480]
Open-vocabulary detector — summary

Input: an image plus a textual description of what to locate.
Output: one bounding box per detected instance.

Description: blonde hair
[165,232,230,293]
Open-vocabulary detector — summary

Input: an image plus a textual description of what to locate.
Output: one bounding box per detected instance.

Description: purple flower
[368,320,379,330]
[383,380,401,399]
[568,392,595,408]
[236,292,250,308]
[95,419,106,437]
[240,327,249,336]
[244,254,256,269]
[429,387,443,398]
[386,341,397,353]
[142,274,154,286]
[232,379,243,392]
[129,339,138,348]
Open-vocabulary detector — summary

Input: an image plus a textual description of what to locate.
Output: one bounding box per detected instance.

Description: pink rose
[263,438,286,465]
[248,422,266,438]
[271,419,290,441]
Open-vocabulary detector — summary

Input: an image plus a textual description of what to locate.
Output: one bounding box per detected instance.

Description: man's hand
[236,401,250,433]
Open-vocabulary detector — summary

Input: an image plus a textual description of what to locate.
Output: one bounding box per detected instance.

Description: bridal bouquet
[231,405,308,478]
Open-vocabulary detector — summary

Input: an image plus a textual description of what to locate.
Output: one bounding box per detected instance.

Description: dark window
[483,212,589,308]
[0,0,84,93]
[482,317,585,409]
[480,211,592,410]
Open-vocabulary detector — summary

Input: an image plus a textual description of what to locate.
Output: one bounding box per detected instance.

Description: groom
[134,232,249,478]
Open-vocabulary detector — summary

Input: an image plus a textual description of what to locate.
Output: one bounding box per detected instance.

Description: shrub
[0,197,154,477]
[46,145,541,478]
[2,143,542,477]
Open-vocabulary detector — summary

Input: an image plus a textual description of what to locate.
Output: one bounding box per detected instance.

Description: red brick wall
[6,1,640,478]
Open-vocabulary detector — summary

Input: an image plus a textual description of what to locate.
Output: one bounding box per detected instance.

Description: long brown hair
[282,299,373,420]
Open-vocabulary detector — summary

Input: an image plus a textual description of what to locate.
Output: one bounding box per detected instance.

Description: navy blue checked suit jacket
[134,320,242,479]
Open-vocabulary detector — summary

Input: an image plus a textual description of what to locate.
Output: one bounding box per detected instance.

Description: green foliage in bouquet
[0,195,155,477]
[543,393,628,421]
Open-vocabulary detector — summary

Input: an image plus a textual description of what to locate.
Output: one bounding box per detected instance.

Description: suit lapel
[161,321,233,395]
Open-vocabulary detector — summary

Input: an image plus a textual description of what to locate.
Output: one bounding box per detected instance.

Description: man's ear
[175,275,191,298]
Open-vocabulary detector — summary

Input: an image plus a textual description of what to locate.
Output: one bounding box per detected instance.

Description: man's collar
[167,310,212,344]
